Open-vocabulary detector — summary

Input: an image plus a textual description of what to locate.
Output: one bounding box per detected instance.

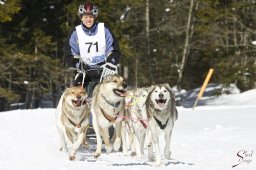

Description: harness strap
[101,94,121,108]
[153,116,169,129]
[100,107,118,123]
[68,117,85,128]
[139,120,148,128]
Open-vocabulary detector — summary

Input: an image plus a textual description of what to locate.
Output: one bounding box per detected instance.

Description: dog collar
[153,115,169,130]
[100,107,118,123]
[68,117,85,128]
[101,94,121,108]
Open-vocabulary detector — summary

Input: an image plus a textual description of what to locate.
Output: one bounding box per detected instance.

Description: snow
[0,89,256,170]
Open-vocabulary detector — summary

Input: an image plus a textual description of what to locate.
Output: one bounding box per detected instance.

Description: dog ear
[146,85,155,92]
[145,86,156,117]
[64,87,71,95]
[163,84,171,91]
[164,85,178,119]
[62,87,71,101]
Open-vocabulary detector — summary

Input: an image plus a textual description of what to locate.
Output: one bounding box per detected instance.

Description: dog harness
[101,94,121,108]
[100,107,119,123]
[153,115,169,130]
[68,117,85,128]
[99,94,122,123]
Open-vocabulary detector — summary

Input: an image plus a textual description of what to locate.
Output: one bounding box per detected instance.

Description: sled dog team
[56,74,178,166]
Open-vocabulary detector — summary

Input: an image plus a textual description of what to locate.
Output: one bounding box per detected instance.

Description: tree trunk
[177,0,194,91]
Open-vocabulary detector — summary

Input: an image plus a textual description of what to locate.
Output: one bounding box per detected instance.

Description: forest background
[0,0,255,110]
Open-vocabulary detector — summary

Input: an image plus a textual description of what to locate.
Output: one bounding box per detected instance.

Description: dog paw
[59,147,68,152]
[152,162,163,167]
[164,150,171,159]
[69,154,76,161]
[94,151,101,158]
[113,138,121,151]
[148,146,154,161]
[69,150,77,161]
[130,152,136,157]
[105,145,113,153]
[147,160,163,167]
[122,148,128,156]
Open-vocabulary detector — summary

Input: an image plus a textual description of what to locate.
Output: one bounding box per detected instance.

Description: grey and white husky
[146,84,178,166]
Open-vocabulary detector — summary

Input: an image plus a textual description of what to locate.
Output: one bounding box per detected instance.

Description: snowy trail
[0,106,255,170]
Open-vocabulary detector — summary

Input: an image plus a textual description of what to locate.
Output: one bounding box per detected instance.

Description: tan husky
[91,74,127,158]
[56,86,90,160]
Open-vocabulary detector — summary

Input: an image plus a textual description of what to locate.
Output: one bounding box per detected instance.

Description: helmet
[78,2,98,18]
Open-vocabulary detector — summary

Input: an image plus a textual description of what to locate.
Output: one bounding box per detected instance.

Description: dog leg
[56,125,68,152]
[121,122,128,155]
[69,132,85,161]
[80,120,89,148]
[139,132,146,157]
[164,129,172,159]
[92,109,102,158]
[58,121,73,150]
[128,132,133,150]
[130,133,136,157]
[133,135,142,159]
[113,121,122,151]
[100,126,113,153]
[81,127,89,148]
[147,141,154,161]
[61,117,76,148]
[152,136,161,166]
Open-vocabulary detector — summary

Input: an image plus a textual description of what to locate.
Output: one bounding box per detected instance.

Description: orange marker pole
[192,68,214,110]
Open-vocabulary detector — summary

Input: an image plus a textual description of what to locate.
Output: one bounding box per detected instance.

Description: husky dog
[91,74,127,158]
[129,88,150,158]
[56,86,90,160]
[122,89,136,154]
[146,84,178,166]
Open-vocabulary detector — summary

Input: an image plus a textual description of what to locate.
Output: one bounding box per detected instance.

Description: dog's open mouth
[72,99,86,108]
[155,99,167,107]
[113,89,127,97]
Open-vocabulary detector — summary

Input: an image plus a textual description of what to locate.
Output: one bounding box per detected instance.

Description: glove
[72,56,88,70]
[106,56,116,65]
[106,52,119,65]
[73,55,80,68]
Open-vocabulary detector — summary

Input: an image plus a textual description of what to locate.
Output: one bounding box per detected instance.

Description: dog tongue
[158,103,165,107]
[116,90,127,97]
[121,91,128,97]
[74,100,81,107]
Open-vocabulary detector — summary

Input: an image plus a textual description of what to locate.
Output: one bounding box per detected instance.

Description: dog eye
[113,80,118,83]
[164,90,167,92]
